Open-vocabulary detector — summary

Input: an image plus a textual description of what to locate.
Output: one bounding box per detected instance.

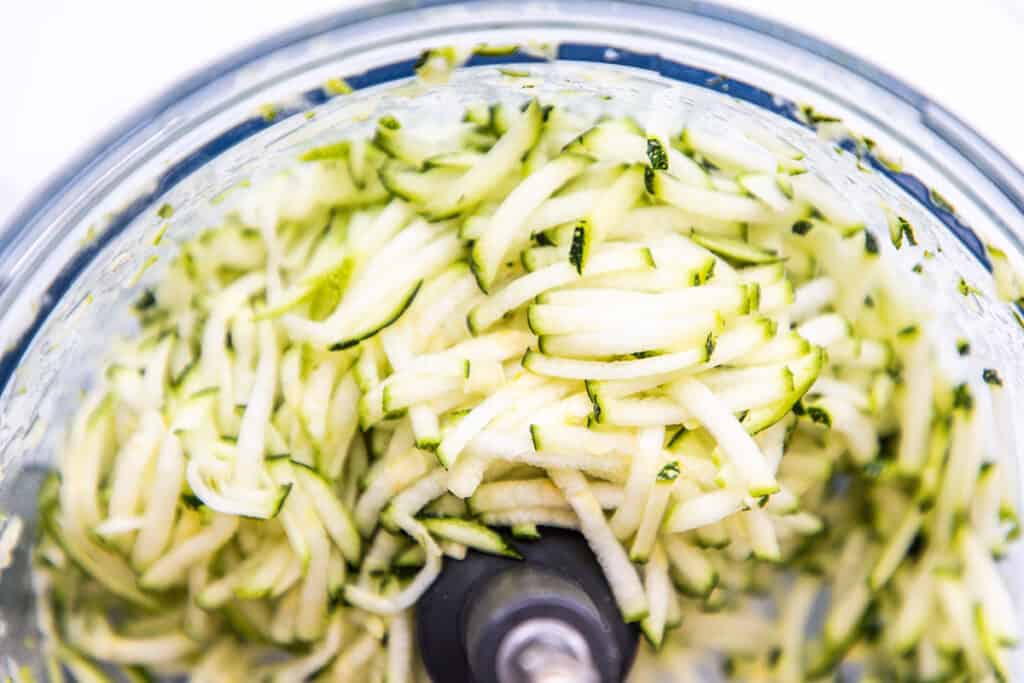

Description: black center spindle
[416,528,638,683]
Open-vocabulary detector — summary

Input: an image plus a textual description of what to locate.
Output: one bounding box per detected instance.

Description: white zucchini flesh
[386,611,413,683]
[699,361,794,394]
[936,576,988,672]
[299,557,333,643]
[806,395,879,464]
[530,423,636,456]
[488,381,577,432]
[684,611,779,653]
[823,580,871,652]
[130,432,184,570]
[184,458,286,524]
[740,122,804,162]
[93,515,145,538]
[450,428,630,494]
[67,613,199,664]
[683,125,778,174]
[354,449,431,538]
[961,529,1021,645]
[523,346,706,381]
[755,416,789,476]
[469,478,622,514]
[665,489,746,533]
[738,173,792,212]
[292,466,362,564]
[757,278,795,313]
[428,98,543,220]
[421,518,520,558]
[323,633,380,682]
[790,276,837,322]
[775,576,821,683]
[742,507,781,562]
[139,514,239,589]
[539,311,722,358]
[937,408,986,541]
[669,379,778,496]
[578,165,647,270]
[344,514,443,616]
[387,469,449,520]
[550,468,648,622]
[630,473,676,562]
[608,428,664,540]
[828,337,891,369]
[435,374,545,468]
[480,507,581,530]
[526,189,599,233]
[197,542,290,607]
[284,230,463,349]
[796,313,850,348]
[301,357,342,449]
[269,611,345,683]
[36,89,1020,683]
[408,331,532,370]
[619,205,743,239]
[191,638,251,683]
[647,232,721,273]
[584,373,678,402]
[649,170,776,223]
[383,372,466,411]
[789,172,865,230]
[360,529,407,579]
[705,317,777,366]
[701,174,742,197]
[888,562,936,654]
[45,513,159,609]
[809,376,870,411]
[322,371,361,477]
[105,410,163,549]
[353,338,382,391]
[663,146,713,189]
[528,296,745,334]
[406,265,480,338]
[536,283,752,311]
[560,263,708,293]
[869,506,923,590]
[729,331,810,366]
[663,536,718,598]
[832,528,870,599]
[467,246,653,332]
[566,120,647,164]
[591,395,687,428]
[640,543,672,648]
[471,154,588,289]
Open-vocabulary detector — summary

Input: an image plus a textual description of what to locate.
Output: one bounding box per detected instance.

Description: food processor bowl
[2,1,1023,679]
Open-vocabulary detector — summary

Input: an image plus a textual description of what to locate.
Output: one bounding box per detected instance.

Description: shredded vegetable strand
[32,73,1020,683]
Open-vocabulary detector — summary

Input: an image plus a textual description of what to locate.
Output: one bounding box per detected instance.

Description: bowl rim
[2,0,1024,405]
[3,0,1024,247]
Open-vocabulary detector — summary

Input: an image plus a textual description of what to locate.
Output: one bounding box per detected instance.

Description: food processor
[2,1,1023,681]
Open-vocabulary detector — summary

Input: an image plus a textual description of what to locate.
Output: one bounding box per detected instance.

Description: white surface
[1,0,1022,230]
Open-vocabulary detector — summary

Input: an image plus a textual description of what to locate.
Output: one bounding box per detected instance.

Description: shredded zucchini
[31,58,1019,683]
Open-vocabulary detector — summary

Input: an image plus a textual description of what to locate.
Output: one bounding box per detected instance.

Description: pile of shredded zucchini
[31,82,1020,683]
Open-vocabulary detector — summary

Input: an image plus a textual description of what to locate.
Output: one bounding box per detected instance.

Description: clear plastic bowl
[2,1,1023,679]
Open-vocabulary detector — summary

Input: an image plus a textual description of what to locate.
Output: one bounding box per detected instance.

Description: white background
[2,1,1023,230]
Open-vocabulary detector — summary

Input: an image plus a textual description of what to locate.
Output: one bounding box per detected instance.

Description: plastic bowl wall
[1,1,1023,678]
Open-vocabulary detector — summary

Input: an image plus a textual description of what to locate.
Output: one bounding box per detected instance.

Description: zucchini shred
[28,62,1021,683]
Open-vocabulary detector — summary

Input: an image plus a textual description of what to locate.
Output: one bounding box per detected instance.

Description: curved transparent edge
[0,0,391,253]
[4,0,1023,251]
[682,0,1024,228]
[2,0,1024,401]
[6,13,1024,675]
